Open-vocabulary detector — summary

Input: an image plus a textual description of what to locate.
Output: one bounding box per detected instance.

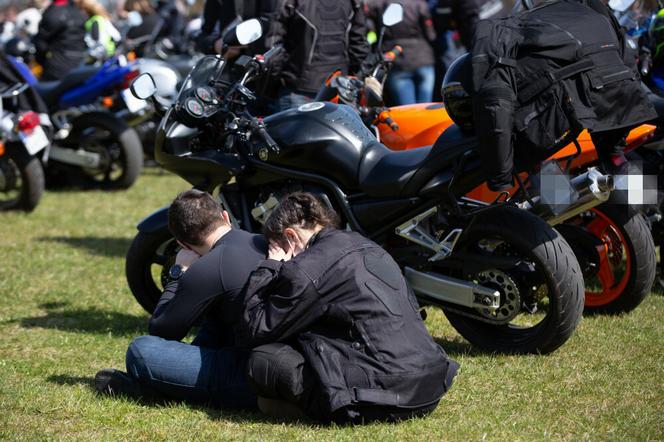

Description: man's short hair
[168,190,225,246]
[263,192,340,245]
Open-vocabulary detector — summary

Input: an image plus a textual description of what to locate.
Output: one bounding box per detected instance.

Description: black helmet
[442,53,474,133]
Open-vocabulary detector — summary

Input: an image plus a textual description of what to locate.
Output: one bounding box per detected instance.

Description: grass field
[1,170,663,441]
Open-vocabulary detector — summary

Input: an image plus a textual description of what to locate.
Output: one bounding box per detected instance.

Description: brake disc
[476,269,521,321]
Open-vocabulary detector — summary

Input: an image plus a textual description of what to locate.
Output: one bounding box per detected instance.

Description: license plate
[20,125,49,155]
[122,88,148,113]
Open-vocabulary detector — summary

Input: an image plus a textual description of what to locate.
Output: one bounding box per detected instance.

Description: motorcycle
[13,56,144,189]
[0,82,49,211]
[314,29,657,315]
[125,17,590,355]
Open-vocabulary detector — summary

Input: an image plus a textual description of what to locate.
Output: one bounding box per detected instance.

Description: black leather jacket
[33,0,86,81]
[238,228,458,420]
[265,0,370,94]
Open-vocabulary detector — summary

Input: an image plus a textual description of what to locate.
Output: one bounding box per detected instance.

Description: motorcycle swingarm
[405,267,501,312]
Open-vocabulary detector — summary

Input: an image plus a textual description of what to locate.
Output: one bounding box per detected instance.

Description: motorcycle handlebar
[262,45,283,65]
[250,118,280,154]
[384,45,403,62]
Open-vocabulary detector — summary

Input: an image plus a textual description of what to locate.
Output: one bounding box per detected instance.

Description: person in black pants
[95,190,267,410]
[33,0,87,81]
[238,192,459,424]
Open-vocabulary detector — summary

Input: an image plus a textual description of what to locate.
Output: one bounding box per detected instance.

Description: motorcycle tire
[0,150,44,212]
[61,112,143,190]
[125,226,177,313]
[576,204,655,315]
[443,207,584,355]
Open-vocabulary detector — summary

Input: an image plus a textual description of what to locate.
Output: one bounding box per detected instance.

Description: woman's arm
[237,259,321,347]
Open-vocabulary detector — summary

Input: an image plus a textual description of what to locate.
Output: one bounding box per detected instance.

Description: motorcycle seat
[359,141,431,197]
[34,65,100,108]
[358,125,478,198]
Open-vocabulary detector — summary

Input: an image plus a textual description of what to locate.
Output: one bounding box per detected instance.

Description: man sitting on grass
[95,189,266,410]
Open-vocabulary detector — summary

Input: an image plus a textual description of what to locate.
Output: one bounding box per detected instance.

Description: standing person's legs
[386,70,417,105]
[124,335,256,409]
[277,88,315,112]
[414,65,435,103]
[590,128,631,175]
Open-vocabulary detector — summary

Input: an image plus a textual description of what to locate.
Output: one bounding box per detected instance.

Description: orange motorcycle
[316,46,657,314]
[375,104,657,314]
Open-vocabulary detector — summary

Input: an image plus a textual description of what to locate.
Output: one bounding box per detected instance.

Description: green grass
[1,170,663,440]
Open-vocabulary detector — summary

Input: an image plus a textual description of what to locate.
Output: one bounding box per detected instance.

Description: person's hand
[268,241,293,262]
[175,248,200,271]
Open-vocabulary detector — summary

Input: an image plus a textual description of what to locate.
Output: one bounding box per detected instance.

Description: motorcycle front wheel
[125,226,178,313]
[442,207,584,354]
[0,149,44,212]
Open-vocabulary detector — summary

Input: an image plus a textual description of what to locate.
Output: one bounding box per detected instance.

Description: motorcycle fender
[68,111,132,143]
[137,206,170,234]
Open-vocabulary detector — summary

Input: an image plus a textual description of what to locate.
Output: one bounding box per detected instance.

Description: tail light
[120,69,140,90]
[18,111,40,135]
[0,141,5,157]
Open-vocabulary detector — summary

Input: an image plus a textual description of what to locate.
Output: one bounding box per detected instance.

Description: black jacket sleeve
[264,0,292,80]
[347,3,370,74]
[33,8,63,62]
[237,259,322,348]
[148,259,223,341]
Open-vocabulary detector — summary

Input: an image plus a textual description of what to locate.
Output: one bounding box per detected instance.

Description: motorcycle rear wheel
[0,150,44,212]
[560,204,655,314]
[442,207,584,354]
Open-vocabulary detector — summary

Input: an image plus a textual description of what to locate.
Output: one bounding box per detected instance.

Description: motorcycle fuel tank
[263,102,375,191]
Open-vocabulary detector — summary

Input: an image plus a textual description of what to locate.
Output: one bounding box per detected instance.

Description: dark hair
[168,190,226,246]
[263,192,340,244]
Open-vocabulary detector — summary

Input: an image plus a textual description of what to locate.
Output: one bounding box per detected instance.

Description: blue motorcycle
[11,56,143,189]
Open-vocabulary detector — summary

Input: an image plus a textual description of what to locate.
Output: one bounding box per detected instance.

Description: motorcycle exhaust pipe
[521,167,614,226]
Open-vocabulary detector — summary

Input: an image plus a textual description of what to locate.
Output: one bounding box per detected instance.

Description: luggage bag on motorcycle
[471,0,656,186]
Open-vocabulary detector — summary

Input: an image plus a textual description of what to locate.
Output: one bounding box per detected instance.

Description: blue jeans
[125,327,256,410]
[275,88,315,112]
[387,65,435,105]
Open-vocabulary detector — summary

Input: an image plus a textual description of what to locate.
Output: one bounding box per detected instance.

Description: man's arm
[33,9,62,62]
[264,0,291,79]
[148,250,221,341]
[348,2,370,74]
[236,259,321,348]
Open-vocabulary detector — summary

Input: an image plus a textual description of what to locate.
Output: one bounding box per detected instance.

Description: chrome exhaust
[521,167,614,225]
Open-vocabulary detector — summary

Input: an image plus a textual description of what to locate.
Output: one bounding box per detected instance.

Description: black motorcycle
[125,27,590,355]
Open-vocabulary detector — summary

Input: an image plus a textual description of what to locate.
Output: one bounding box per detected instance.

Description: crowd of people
[0,0,506,105]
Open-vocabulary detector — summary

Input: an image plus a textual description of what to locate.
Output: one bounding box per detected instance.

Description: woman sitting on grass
[238,192,459,424]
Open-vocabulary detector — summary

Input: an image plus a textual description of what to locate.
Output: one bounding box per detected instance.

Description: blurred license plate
[122,89,148,113]
[20,126,49,155]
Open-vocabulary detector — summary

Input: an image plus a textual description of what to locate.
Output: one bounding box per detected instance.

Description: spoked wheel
[558,204,655,314]
[0,150,44,212]
[60,113,143,190]
[77,124,142,189]
[442,207,584,354]
[125,227,179,313]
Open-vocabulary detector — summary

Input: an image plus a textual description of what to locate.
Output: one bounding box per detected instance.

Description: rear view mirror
[224,19,263,46]
[130,73,157,99]
[236,19,263,45]
[383,3,404,27]
[127,11,143,27]
[608,0,635,12]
